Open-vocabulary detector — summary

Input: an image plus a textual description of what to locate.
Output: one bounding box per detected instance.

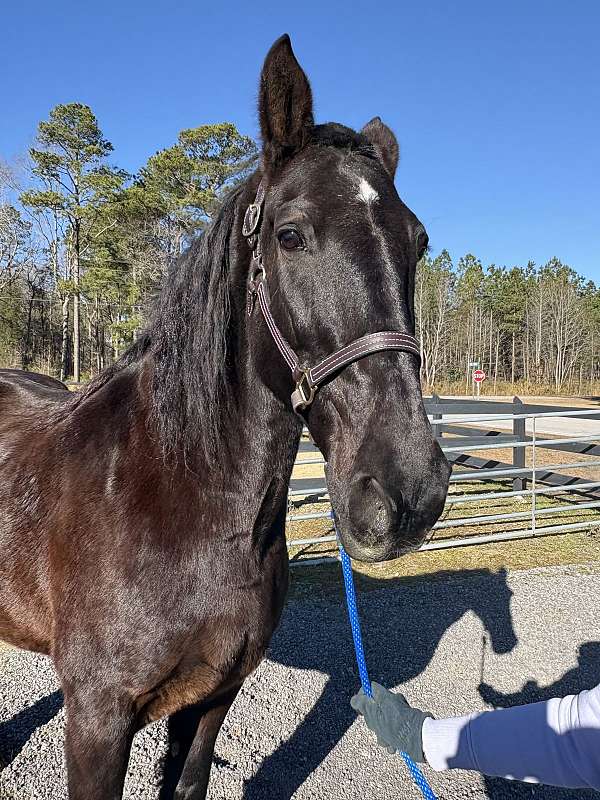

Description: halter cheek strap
[243,178,421,413]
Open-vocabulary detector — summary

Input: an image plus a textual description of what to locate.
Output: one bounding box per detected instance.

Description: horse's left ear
[361,117,399,179]
[259,34,314,171]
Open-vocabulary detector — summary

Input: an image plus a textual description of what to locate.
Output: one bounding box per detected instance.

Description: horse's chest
[140,546,288,723]
[140,597,280,723]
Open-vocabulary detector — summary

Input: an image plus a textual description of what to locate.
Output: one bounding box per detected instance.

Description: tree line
[0,103,256,382]
[416,252,599,394]
[1,103,598,394]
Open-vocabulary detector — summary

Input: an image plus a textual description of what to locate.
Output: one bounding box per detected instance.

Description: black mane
[148,184,243,465]
[59,185,242,468]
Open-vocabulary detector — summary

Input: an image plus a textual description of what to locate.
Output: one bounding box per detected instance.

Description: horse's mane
[148,185,243,464]
[62,185,242,466]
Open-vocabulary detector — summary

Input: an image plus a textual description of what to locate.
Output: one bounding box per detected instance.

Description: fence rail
[286,397,600,565]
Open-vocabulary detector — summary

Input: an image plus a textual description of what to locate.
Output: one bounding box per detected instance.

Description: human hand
[351,682,432,762]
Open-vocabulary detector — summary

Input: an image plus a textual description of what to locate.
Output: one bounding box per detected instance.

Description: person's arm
[423,682,600,789]
[352,682,600,790]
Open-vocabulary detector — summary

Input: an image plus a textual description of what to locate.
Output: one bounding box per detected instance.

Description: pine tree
[20,104,126,380]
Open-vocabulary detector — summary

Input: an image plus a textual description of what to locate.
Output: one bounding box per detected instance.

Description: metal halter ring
[246,263,265,317]
[249,261,265,284]
[242,202,262,237]
[294,368,316,410]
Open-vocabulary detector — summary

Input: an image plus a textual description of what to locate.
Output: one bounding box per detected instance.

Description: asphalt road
[448,414,600,439]
[1,562,599,799]
[435,397,599,439]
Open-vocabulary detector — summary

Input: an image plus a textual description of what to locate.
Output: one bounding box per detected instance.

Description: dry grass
[428,381,600,399]
[287,531,600,601]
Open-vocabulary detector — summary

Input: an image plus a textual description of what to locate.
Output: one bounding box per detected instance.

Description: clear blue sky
[2,0,599,281]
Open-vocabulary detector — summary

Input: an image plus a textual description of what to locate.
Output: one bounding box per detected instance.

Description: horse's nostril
[370,476,399,516]
[348,473,401,540]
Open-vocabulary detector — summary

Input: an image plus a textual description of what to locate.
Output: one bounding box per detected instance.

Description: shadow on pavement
[244,566,518,799]
[0,689,63,770]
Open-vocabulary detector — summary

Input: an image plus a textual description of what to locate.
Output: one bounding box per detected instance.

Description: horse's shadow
[243,565,519,799]
[476,641,600,799]
[0,689,63,769]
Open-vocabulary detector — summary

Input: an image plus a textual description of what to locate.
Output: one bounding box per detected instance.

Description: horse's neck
[217,240,304,497]
[213,380,301,496]
[141,214,303,510]
[135,327,302,509]
[219,322,303,499]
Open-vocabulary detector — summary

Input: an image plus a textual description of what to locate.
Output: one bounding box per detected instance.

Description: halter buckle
[242,202,262,238]
[294,368,316,411]
[246,262,266,317]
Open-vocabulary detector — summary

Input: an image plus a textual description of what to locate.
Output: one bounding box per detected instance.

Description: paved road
[2,563,599,799]
[433,397,600,439]
[442,413,600,439]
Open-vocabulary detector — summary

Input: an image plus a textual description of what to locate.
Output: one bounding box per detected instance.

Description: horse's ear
[259,34,314,171]
[361,117,399,179]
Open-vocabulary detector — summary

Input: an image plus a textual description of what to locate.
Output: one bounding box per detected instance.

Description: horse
[0,34,450,800]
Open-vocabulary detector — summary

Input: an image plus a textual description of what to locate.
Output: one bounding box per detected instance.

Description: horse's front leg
[159,703,206,799]
[62,686,136,800]
[165,686,240,800]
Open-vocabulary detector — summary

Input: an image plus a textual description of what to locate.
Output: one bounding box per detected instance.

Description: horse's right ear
[259,34,314,172]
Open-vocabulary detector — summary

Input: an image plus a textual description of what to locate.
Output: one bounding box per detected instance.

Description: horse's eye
[278,229,304,251]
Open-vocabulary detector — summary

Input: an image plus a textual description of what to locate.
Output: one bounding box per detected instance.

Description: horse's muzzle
[329,441,450,563]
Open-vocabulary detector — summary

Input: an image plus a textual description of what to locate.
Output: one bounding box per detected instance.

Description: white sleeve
[422,682,600,789]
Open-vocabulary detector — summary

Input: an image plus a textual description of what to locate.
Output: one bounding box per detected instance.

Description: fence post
[432,393,442,441]
[513,395,525,492]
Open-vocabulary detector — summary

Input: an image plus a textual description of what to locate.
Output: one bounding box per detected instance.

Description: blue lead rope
[337,536,438,800]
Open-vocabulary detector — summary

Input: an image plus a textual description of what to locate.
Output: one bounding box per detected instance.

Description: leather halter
[243,178,421,413]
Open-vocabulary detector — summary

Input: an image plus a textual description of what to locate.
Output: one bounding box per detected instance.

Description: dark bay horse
[0,35,449,799]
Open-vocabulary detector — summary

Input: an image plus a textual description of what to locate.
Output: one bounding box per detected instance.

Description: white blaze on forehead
[357,177,379,205]
[341,163,394,271]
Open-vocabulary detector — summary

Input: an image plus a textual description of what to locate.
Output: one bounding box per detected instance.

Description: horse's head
[468,567,517,655]
[246,35,450,561]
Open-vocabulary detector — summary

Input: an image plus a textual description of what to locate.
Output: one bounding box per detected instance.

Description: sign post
[468,361,479,398]
[472,368,486,398]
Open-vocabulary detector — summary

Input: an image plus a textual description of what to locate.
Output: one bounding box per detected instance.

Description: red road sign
[473,369,486,383]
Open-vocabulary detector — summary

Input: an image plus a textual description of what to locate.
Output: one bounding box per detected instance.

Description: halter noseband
[243,178,421,413]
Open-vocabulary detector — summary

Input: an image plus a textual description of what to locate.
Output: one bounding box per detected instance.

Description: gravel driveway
[1,562,599,799]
